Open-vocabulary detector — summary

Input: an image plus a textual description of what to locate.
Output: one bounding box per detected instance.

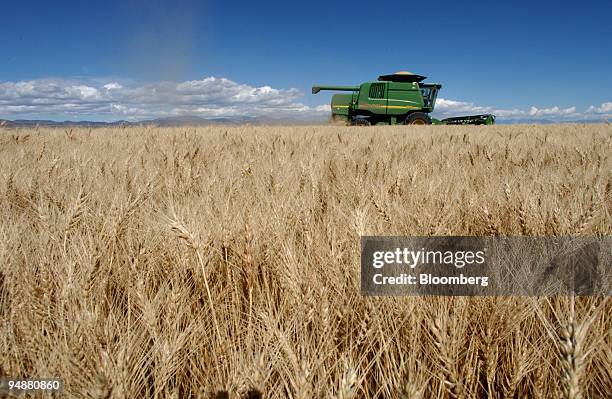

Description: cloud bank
[0,76,609,122]
[0,77,325,120]
[434,98,608,121]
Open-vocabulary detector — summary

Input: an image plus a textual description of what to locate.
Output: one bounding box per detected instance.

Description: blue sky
[1,0,610,121]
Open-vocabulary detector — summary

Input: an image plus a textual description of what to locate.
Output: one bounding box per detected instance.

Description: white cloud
[434,98,523,118]
[585,102,612,114]
[103,82,123,91]
[0,76,314,120]
[528,106,577,117]
[434,97,608,121]
[66,85,100,100]
[435,98,490,114]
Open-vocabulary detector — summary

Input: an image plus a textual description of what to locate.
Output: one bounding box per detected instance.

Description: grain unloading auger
[312,71,495,125]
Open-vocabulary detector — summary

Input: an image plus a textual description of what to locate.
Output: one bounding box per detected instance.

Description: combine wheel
[353,118,371,126]
[404,112,431,125]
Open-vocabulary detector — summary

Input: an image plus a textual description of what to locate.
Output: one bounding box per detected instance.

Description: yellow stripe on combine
[333,104,419,110]
[363,104,419,109]
[332,104,421,109]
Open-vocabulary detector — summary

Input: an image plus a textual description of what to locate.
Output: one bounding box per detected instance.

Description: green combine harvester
[312,71,495,125]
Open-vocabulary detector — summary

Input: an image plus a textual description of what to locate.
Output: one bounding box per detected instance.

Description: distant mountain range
[0,115,271,128]
[0,115,605,127]
[1,118,130,128]
[0,114,334,128]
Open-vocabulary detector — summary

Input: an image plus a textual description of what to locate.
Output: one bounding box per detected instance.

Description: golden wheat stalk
[166,212,222,347]
[430,318,464,399]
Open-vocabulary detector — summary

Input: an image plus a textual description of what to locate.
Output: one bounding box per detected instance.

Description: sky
[1,0,610,122]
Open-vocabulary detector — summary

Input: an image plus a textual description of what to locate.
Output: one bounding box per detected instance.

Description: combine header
[312,71,495,125]
[435,114,495,125]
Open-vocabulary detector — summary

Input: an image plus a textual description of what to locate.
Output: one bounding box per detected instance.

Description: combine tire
[353,118,371,126]
[404,112,431,125]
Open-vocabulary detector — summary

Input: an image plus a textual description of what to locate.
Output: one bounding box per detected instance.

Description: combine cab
[312,71,495,125]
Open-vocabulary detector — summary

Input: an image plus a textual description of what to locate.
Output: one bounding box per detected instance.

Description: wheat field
[0,124,610,398]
